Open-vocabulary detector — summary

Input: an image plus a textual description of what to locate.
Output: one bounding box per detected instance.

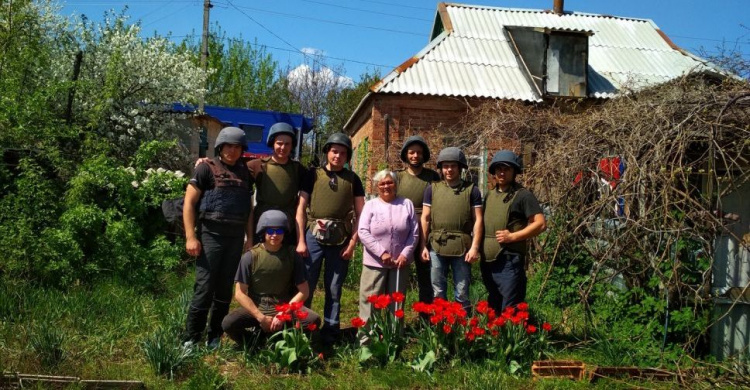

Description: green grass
[0,260,717,389]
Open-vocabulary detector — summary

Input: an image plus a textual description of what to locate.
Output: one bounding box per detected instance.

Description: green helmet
[255,210,289,234]
[215,127,247,154]
[489,150,522,174]
[400,135,431,163]
[436,147,467,169]
[322,133,353,162]
[266,122,297,147]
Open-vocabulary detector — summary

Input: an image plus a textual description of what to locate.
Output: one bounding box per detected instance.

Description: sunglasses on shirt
[265,227,285,236]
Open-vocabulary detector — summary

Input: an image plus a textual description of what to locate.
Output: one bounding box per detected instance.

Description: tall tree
[179,25,296,112]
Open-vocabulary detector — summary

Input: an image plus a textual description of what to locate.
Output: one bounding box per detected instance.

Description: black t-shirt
[488,187,543,223]
[301,166,365,197]
[189,159,254,193]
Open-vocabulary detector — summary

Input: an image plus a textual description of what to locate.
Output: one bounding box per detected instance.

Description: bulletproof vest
[396,168,439,216]
[307,167,355,223]
[429,181,474,256]
[198,158,252,226]
[482,186,528,262]
[249,157,300,225]
[248,244,296,314]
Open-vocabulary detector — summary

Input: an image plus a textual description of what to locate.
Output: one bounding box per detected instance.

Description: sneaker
[206,337,221,350]
[182,340,196,351]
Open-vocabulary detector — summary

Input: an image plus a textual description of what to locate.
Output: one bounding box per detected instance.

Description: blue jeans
[304,230,350,342]
[429,250,472,314]
[480,251,526,312]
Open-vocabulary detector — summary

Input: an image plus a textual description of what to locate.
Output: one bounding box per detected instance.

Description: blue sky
[61,0,749,81]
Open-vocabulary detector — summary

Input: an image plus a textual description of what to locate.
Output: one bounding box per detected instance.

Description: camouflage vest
[482,186,529,262]
[429,181,474,256]
[396,168,439,216]
[248,244,296,315]
[198,158,252,226]
[249,157,301,226]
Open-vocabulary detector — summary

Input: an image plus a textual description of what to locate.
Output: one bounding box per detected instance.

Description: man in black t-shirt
[183,127,254,349]
[481,150,546,311]
[297,133,365,345]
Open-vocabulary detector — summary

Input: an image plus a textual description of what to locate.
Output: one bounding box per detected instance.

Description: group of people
[181,124,546,351]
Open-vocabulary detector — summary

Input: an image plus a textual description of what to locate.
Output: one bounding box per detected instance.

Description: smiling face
[376,175,397,202]
[272,134,293,161]
[327,144,348,170]
[406,144,424,167]
[264,227,285,249]
[441,161,461,183]
[220,143,243,165]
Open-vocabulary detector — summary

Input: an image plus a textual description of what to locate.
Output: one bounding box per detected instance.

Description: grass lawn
[0,257,685,389]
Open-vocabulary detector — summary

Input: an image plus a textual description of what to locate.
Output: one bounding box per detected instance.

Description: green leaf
[359,346,373,362]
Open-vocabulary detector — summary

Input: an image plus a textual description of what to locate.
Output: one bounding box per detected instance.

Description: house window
[239,124,264,143]
[506,26,590,98]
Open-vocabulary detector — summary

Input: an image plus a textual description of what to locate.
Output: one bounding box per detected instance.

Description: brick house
[344,1,723,192]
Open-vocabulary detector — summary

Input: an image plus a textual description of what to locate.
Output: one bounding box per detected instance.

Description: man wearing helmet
[222,210,320,348]
[420,147,483,314]
[183,126,254,349]
[396,136,440,312]
[481,150,546,312]
[298,132,365,344]
[247,122,307,246]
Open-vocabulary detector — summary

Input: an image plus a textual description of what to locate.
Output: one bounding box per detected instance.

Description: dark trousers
[480,251,527,312]
[222,306,321,347]
[303,230,350,343]
[185,231,244,342]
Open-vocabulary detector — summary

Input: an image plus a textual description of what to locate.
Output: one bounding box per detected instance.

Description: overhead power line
[213,1,424,37]
[287,0,432,22]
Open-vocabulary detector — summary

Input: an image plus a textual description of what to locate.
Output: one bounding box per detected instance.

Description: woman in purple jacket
[357,169,419,321]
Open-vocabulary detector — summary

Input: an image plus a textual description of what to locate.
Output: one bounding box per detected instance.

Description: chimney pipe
[553,0,564,15]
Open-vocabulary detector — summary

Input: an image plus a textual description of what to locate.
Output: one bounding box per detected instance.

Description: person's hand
[186,237,201,257]
[394,255,408,268]
[259,315,273,333]
[271,315,284,332]
[194,157,210,168]
[495,229,515,244]
[421,247,430,262]
[243,239,254,252]
[296,241,309,258]
[380,252,393,266]
[340,243,355,260]
[465,247,479,264]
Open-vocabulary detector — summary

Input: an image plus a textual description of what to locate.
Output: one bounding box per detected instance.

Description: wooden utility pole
[199,0,212,112]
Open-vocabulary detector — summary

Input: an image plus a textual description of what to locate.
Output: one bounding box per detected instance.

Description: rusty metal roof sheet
[374,3,719,102]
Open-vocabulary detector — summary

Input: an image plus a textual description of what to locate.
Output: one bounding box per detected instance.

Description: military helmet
[436,147,468,169]
[322,132,353,162]
[266,122,297,147]
[400,135,431,163]
[255,210,289,234]
[489,150,522,174]
[215,126,247,154]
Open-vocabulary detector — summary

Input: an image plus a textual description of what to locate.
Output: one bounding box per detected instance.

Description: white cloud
[300,47,324,56]
[287,63,354,90]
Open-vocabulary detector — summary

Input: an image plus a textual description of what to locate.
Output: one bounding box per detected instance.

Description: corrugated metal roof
[373,3,719,102]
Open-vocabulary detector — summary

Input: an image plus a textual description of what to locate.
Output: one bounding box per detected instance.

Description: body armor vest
[429,181,474,256]
[482,186,529,262]
[396,168,439,216]
[249,158,300,225]
[307,167,354,222]
[198,158,252,226]
[248,244,296,315]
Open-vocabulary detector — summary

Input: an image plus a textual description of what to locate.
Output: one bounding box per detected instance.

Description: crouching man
[222,210,320,347]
